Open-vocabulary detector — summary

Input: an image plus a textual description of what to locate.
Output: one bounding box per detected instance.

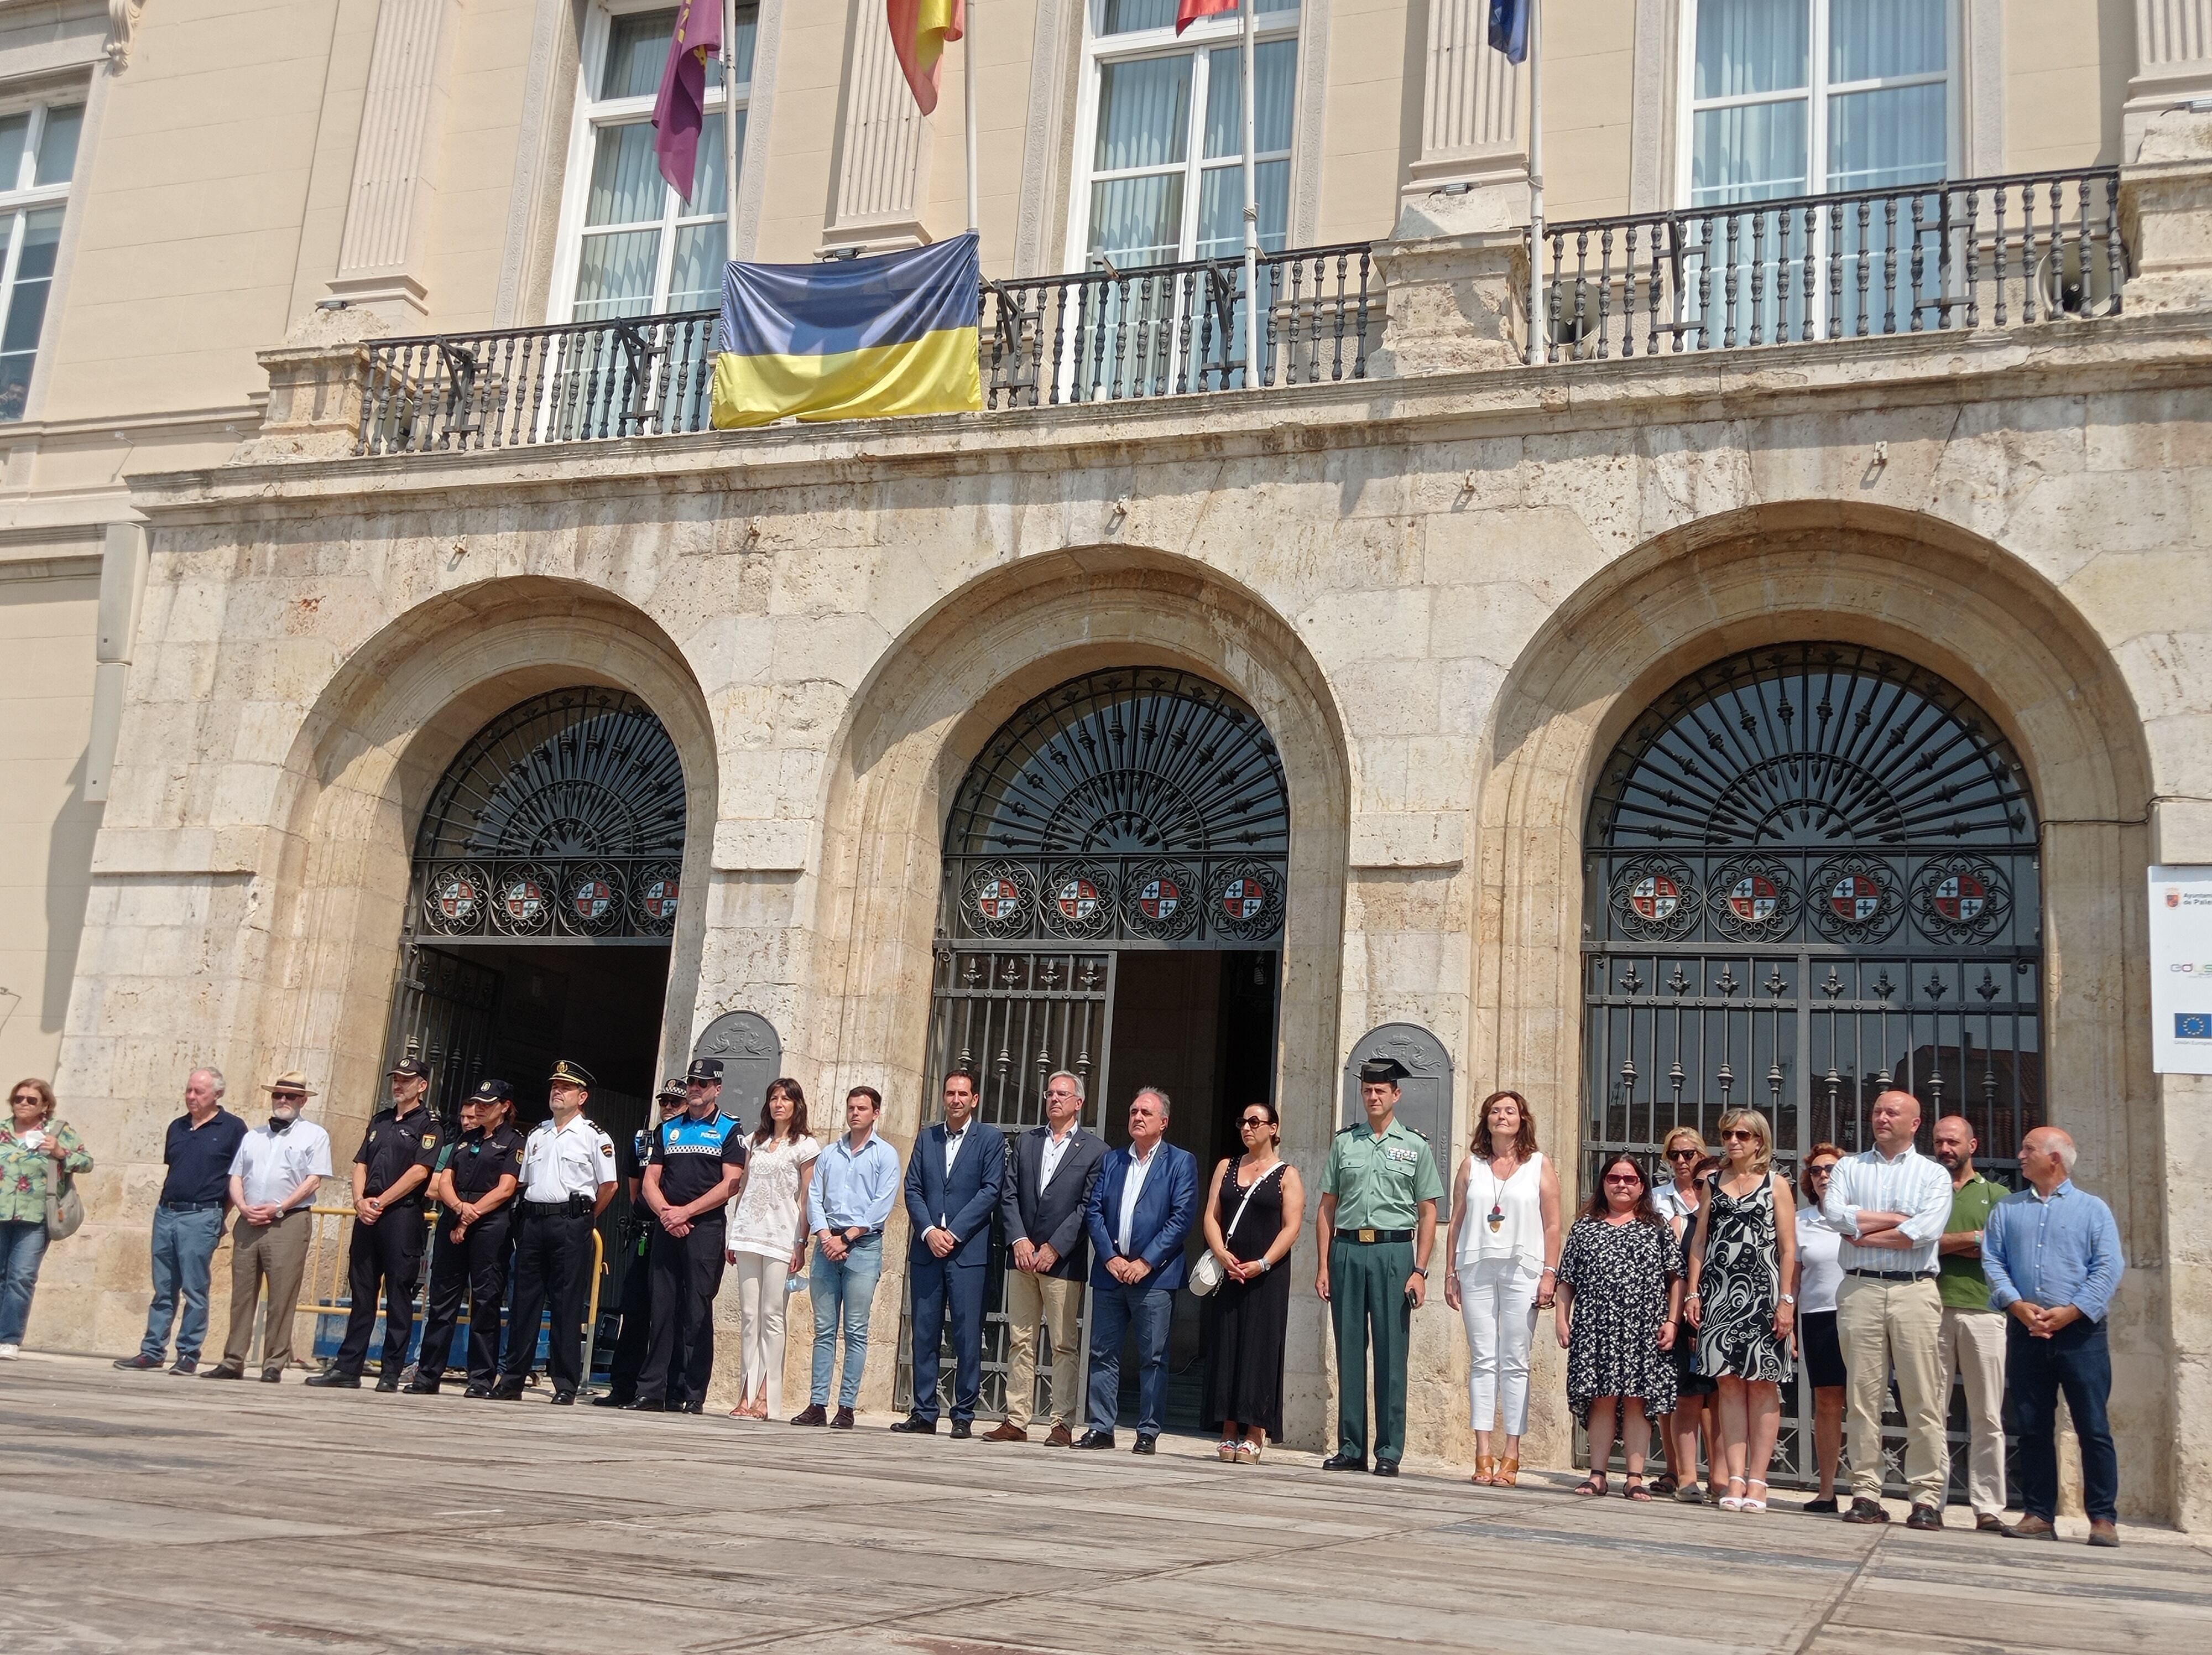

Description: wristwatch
[1780,1293,1797,1305]
[1256,1257,1272,1274]
[1411,1265,1428,1279]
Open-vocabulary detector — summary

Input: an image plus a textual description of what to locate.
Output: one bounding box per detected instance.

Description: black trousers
[333,1204,427,1377]
[416,1211,513,1387]
[603,1229,655,1402]
[635,1217,727,1408]
[500,1203,596,1396]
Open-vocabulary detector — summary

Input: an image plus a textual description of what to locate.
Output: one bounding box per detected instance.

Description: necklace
[1485,1155,1517,1234]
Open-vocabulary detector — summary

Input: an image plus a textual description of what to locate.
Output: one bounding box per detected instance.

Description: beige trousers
[734,1251,792,1418]
[1838,1274,1947,1507]
[1003,1268,1082,1429]
[221,1209,312,1372]
[1938,1305,2009,1517]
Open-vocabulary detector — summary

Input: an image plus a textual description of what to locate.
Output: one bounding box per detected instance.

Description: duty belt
[1340,1227,1414,1244]
[523,1194,595,1216]
[1846,1267,1938,1282]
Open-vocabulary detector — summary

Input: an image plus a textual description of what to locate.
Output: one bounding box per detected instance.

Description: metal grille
[382,945,502,1131]
[1582,642,2042,1495]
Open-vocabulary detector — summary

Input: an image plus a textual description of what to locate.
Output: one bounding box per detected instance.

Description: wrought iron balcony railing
[352,243,1378,457]
[1534,167,2127,363]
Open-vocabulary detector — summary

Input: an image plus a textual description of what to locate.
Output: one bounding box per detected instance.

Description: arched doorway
[908,666,1290,1422]
[1583,641,2042,1487]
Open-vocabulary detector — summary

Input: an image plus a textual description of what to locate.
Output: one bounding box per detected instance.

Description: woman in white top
[723,1077,820,1420]
[1443,1089,1561,1488]
[1791,1142,1849,1512]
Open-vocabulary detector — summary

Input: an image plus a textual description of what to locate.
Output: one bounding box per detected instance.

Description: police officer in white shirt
[206,1071,333,1382]
[492,1060,617,1405]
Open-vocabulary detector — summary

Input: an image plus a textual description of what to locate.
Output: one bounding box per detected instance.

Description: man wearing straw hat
[204,1071,332,1382]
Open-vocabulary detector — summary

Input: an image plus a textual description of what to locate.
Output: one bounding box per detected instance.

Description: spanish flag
[709,233,982,428]
[888,1,966,115]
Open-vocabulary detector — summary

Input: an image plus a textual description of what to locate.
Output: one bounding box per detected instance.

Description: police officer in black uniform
[406,1080,523,1397]
[630,1058,747,1413]
[592,1075,687,1408]
[309,1057,442,1391]
[493,1059,617,1405]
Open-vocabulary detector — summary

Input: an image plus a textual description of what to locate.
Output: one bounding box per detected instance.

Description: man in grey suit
[891,1068,1006,1438]
[984,1069,1108,1445]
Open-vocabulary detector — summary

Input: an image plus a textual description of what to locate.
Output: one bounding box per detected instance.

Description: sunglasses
[1721,1128,1757,1141]
[1239,1117,1272,1129]
[1603,1173,1644,1185]
[270,1094,306,1104]
[1807,1163,1837,1176]
[9,1095,41,1107]
[1666,1148,1699,1160]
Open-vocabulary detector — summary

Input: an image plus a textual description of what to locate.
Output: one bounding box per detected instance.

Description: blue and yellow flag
[709,234,982,428]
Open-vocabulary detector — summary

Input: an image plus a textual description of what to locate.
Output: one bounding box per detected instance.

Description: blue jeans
[0,1218,50,1345]
[2007,1315,2120,1523]
[139,1204,225,1361]
[808,1234,884,1409]
[1086,1278,1175,1435]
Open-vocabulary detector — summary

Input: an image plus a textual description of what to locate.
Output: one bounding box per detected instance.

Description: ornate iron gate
[383,944,502,1130]
[1582,643,2042,1495]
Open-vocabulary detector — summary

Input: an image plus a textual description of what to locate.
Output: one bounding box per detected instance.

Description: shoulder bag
[1190,1163,1276,1298]
[45,1126,85,1241]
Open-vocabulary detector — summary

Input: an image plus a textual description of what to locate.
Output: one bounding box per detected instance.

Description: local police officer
[631,1058,747,1413]
[309,1057,442,1391]
[493,1060,616,1405]
[592,1075,687,1408]
[1314,1056,1443,1475]
[406,1080,523,1397]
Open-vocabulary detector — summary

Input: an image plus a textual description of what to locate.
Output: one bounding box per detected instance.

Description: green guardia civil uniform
[1322,1113,1443,1465]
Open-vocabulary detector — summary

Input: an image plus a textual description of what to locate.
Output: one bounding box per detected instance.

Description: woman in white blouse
[1791,1142,1849,1512]
[724,1078,820,1420]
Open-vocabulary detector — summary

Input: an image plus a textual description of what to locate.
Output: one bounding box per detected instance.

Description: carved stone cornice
[106,1,147,69]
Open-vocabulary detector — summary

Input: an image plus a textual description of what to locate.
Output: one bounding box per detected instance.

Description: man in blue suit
[1076,1086,1198,1454]
[892,1068,1006,1438]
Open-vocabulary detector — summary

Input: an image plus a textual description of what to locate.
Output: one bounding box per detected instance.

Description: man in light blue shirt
[794,1085,901,1427]
[1984,1126,2125,1547]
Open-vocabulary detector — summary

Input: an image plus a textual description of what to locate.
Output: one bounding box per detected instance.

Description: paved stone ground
[2,1354,2207,1654]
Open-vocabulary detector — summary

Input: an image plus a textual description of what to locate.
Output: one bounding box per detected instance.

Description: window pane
[600,6,725,101]
[1203,38,1296,159]
[674,111,729,216]
[34,106,82,188]
[0,207,65,409]
[669,222,727,311]
[1828,84,1947,192]
[587,122,667,227]
[732,3,759,84]
[1093,0,1295,28]
[1087,173,1184,266]
[1830,0,1945,82]
[0,115,28,194]
[1095,55,1191,170]
[1691,99,1808,205]
[1196,156,1288,258]
[1695,0,1809,99]
[573,227,662,321]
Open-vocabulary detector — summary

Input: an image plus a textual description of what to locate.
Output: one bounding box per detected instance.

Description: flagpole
[723,0,741,263]
[1526,0,1545,366]
[1240,0,1259,378]
[964,2,980,234]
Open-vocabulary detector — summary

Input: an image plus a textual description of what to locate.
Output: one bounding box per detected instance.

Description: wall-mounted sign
[1342,1022,1454,1219]
[693,1010,782,1128]
[2150,867,2212,1074]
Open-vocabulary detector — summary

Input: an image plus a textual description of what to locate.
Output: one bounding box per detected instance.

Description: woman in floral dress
[1553,1152,1682,1499]
[1,1078,92,1359]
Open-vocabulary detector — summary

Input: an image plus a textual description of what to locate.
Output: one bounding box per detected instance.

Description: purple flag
[652,0,724,200]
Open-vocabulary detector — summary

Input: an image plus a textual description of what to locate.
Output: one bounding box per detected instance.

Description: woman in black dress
[1553,1153,1682,1500]
[1201,1101,1305,1463]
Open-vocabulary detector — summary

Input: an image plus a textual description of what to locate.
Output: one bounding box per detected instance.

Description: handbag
[44,1126,85,1240]
[1190,1163,1276,1298]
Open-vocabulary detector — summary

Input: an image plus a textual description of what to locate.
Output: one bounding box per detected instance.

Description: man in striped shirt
[1820,1089,1955,1528]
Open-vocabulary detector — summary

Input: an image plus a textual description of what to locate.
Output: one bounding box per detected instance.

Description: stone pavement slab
[1,1354,2205,1654]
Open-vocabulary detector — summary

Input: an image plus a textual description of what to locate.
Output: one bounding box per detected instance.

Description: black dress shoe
[401,1380,439,1394]
[550,1392,575,1406]
[304,1370,361,1389]
[260,1368,284,1384]
[1372,1460,1401,1477]
[889,1414,938,1434]
[374,1375,399,1393]
[790,1403,828,1426]
[627,1397,666,1412]
[1804,1496,1840,1514]
[1320,1452,1368,1472]
[1906,1504,1943,1532]
[591,1392,634,1408]
[949,1420,972,1440]
[1072,1429,1116,1450]
[1133,1433,1157,1455]
[201,1364,246,1380]
[113,1354,163,1371]
[831,1407,854,1429]
[679,1401,702,1414]
[462,1385,491,1398]
[488,1385,523,1401]
[1840,1498,1891,1524]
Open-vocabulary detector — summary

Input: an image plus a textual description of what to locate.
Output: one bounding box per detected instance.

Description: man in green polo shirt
[1316,1056,1442,1476]
[1934,1113,2008,1530]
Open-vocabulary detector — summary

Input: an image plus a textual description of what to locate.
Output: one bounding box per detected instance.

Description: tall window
[1685,0,1952,207]
[1074,0,1298,270]
[561,2,756,322]
[0,100,82,421]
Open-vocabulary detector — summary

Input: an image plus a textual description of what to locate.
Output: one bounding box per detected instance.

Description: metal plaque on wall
[692,1011,781,1132]
[1341,1023,1454,1219]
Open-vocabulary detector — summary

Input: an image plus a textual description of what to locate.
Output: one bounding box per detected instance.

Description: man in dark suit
[892,1068,1006,1438]
[1076,1086,1198,1455]
[984,1069,1109,1445]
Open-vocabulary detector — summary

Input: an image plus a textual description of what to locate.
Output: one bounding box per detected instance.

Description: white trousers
[1938,1305,2009,1517]
[734,1251,792,1417]
[1460,1255,1542,1437]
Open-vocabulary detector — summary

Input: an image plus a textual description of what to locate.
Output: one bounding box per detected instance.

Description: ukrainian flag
[709,233,982,428]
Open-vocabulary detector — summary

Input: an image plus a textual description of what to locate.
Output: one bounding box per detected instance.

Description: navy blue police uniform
[410,1081,524,1395]
[633,1076,747,1413]
[319,1061,442,1388]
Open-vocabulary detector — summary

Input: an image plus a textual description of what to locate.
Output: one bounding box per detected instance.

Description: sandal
[1236,1440,1260,1465]
[1217,1439,1238,1462]
[1718,1475,1749,1512]
[1624,1476,1652,1502]
[1496,1458,1520,1488]
[1675,1481,1706,1504]
[1648,1474,1679,1498]
[1573,1473,1608,1497]
[1471,1455,1497,1487]
[1741,1479,1768,1513]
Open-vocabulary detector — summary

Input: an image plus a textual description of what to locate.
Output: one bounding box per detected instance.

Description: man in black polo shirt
[307,1058,442,1391]
[115,1066,248,1375]
[630,1058,746,1413]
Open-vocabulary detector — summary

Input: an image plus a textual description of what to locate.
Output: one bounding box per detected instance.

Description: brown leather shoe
[831,1406,854,1429]
[2088,1519,2120,1548]
[982,1421,1029,1443]
[1045,1423,1073,1447]
[789,1403,827,1427]
[2002,1515,2058,1540]
[1975,1512,2006,1533]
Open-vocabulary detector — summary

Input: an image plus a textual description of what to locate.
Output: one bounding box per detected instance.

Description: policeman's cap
[548,1059,595,1089]
[387,1057,431,1080]
[655,1076,686,1104]
[1358,1057,1411,1085]
[685,1058,724,1085]
[467,1079,512,1104]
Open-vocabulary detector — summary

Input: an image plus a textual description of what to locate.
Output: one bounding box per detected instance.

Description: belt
[1847,1268,1938,1283]
[828,1225,884,1241]
[1338,1228,1414,1245]
[159,1199,225,1212]
[523,1194,596,1215]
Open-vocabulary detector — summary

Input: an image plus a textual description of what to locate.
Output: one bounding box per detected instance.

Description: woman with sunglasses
[1684,1109,1798,1512]
[1792,1142,1849,1511]
[0,1079,90,1359]
[1553,1153,1682,1500]
[1200,1100,1305,1463]
[1649,1127,1714,1499]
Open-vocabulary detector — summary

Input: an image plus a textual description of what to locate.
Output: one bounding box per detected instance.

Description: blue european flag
[1489,0,1530,64]
[2177,1012,2212,1040]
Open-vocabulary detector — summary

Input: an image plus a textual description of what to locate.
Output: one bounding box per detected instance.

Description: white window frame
[551,0,753,322]
[1062,2,1301,274]
[0,96,81,423]
[1673,0,1959,209]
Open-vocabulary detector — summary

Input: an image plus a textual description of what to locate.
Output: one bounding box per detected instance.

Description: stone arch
[1470,502,2164,1503]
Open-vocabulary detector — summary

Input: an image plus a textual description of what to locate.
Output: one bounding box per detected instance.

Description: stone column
[822,3,935,254]
[1395,0,1527,238]
[230,303,393,466]
[2127,1,2212,159]
[2121,109,2212,315]
[328,0,454,321]
[1368,231,1528,377]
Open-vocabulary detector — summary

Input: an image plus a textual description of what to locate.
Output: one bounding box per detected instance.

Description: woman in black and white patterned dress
[1684,1109,1797,1513]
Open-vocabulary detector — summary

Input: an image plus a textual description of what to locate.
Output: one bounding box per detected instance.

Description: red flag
[1176,0,1240,32]
[651,0,724,200]
[889,0,967,116]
